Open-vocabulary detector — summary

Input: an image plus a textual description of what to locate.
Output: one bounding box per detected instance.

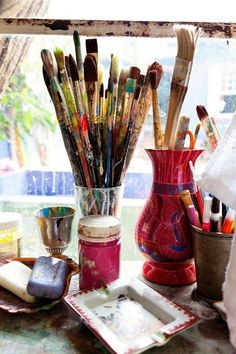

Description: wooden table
[0,262,234,354]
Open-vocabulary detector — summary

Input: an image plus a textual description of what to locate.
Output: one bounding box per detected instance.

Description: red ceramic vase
[135,149,203,286]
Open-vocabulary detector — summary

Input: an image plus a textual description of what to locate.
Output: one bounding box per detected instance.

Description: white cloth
[198,114,236,211]
[197,113,236,348]
[223,232,236,348]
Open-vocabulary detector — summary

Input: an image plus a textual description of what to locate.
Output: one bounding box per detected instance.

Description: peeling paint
[44,20,71,31]
[0,18,236,38]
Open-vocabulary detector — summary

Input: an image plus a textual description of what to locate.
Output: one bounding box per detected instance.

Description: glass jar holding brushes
[41,31,156,217]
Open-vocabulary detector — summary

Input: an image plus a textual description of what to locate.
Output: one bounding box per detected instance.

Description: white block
[0,261,36,303]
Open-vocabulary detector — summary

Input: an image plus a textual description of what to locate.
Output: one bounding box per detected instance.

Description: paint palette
[64,277,199,354]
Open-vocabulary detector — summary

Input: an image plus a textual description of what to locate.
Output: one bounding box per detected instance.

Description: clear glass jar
[74,185,123,217]
[0,212,22,259]
[78,215,121,290]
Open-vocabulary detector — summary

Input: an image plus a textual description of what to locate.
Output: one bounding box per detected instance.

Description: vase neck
[146,149,203,184]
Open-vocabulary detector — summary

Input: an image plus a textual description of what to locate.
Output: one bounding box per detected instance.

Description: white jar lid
[0,212,23,231]
[78,215,120,239]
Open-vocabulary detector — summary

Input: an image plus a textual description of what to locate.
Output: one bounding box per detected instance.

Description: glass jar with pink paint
[78,215,121,290]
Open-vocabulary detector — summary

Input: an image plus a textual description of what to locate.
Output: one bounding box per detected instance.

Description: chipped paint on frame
[0,18,236,38]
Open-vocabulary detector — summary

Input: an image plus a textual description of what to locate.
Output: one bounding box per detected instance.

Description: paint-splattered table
[0,262,234,354]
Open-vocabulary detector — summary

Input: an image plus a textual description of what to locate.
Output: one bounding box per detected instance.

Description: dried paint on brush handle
[152,90,162,149]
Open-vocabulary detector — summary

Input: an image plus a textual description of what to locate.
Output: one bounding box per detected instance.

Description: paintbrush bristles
[98,65,104,86]
[196,105,208,119]
[174,25,200,61]
[152,63,163,87]
[73,30,81,48]
[84,55,97,82]
[69,54,79,82]
[129,66,140,80]
[111,56,119,84]
[54,47,66,71]
[149,70,158,90]
[41,49,58,78]
[86,39,98,55]
[163,25,200,149]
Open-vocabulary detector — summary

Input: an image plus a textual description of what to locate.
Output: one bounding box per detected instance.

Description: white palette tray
[64,278,199,354]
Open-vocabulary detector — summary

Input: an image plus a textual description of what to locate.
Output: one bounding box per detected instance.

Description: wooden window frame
[0,18,235,38]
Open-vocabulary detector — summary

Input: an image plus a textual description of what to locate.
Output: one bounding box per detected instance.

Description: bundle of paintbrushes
[41,31,154,188]
[151,25,201,150]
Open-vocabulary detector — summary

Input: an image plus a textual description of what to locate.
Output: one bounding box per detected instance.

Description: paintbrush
[97,64,104,117]
[174,115,190,150]
[194,123,201,141]
[210,115,221,141]
[137,74,145,90]
[68,54,84,116]
[101,87,108,168]
[149,66,163,149]
[115,69,151,185]
[99,83,104,123]
[130,66,140,82]
[65,55,72,82]
[196,105,220,151]
[41,49,70,129]
[80,112,98,186]
[54,91,86,187]
[112,69,127,151]
[116,67,139,150]
[84,53,104,186]
[105,72,114,187]
[116,69,129,119]
[113,85,141,186]
[73,30,89,118]
[42,66,52,99]
[86,38,99,116]
[99,82,107,174]
[41,49,85,186]
[86,38,98,63]
[129,86,141,129]
[123,68,152,175]
[163,25,200,149]
[86,37,99,117]
[116,77,136,149]
[111,55,119,118]
[54,47,79,130]
[54,48,94,188]
[73,30,83,76]
[69,54,97,185]
[84,54,98,123]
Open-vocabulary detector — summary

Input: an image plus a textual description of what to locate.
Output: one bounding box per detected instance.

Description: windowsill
[0,194,146,207]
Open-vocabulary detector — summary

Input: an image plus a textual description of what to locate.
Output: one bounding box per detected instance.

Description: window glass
[44,0,236,22]
[1,34,235,260]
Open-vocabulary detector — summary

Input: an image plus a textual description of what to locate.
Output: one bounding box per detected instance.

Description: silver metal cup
[34,206,76,256]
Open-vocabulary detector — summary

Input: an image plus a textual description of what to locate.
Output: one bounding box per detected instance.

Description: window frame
[0,18,235,38]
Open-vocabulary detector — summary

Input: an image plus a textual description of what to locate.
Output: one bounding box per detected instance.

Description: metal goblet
[34,206,76,256]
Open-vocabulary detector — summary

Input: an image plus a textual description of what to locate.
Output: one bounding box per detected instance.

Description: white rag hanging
[198,113,236,348]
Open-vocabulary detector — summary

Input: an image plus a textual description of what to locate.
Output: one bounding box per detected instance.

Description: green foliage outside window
[0,65,56,142]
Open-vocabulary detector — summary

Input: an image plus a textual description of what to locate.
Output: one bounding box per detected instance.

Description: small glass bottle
[0,212,23,259]
[78,215,121,290]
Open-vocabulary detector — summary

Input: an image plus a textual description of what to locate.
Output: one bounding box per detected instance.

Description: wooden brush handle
[152,90,162,149]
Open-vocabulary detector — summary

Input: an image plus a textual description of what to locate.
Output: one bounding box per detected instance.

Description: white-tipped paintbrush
[163,25,201,149]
